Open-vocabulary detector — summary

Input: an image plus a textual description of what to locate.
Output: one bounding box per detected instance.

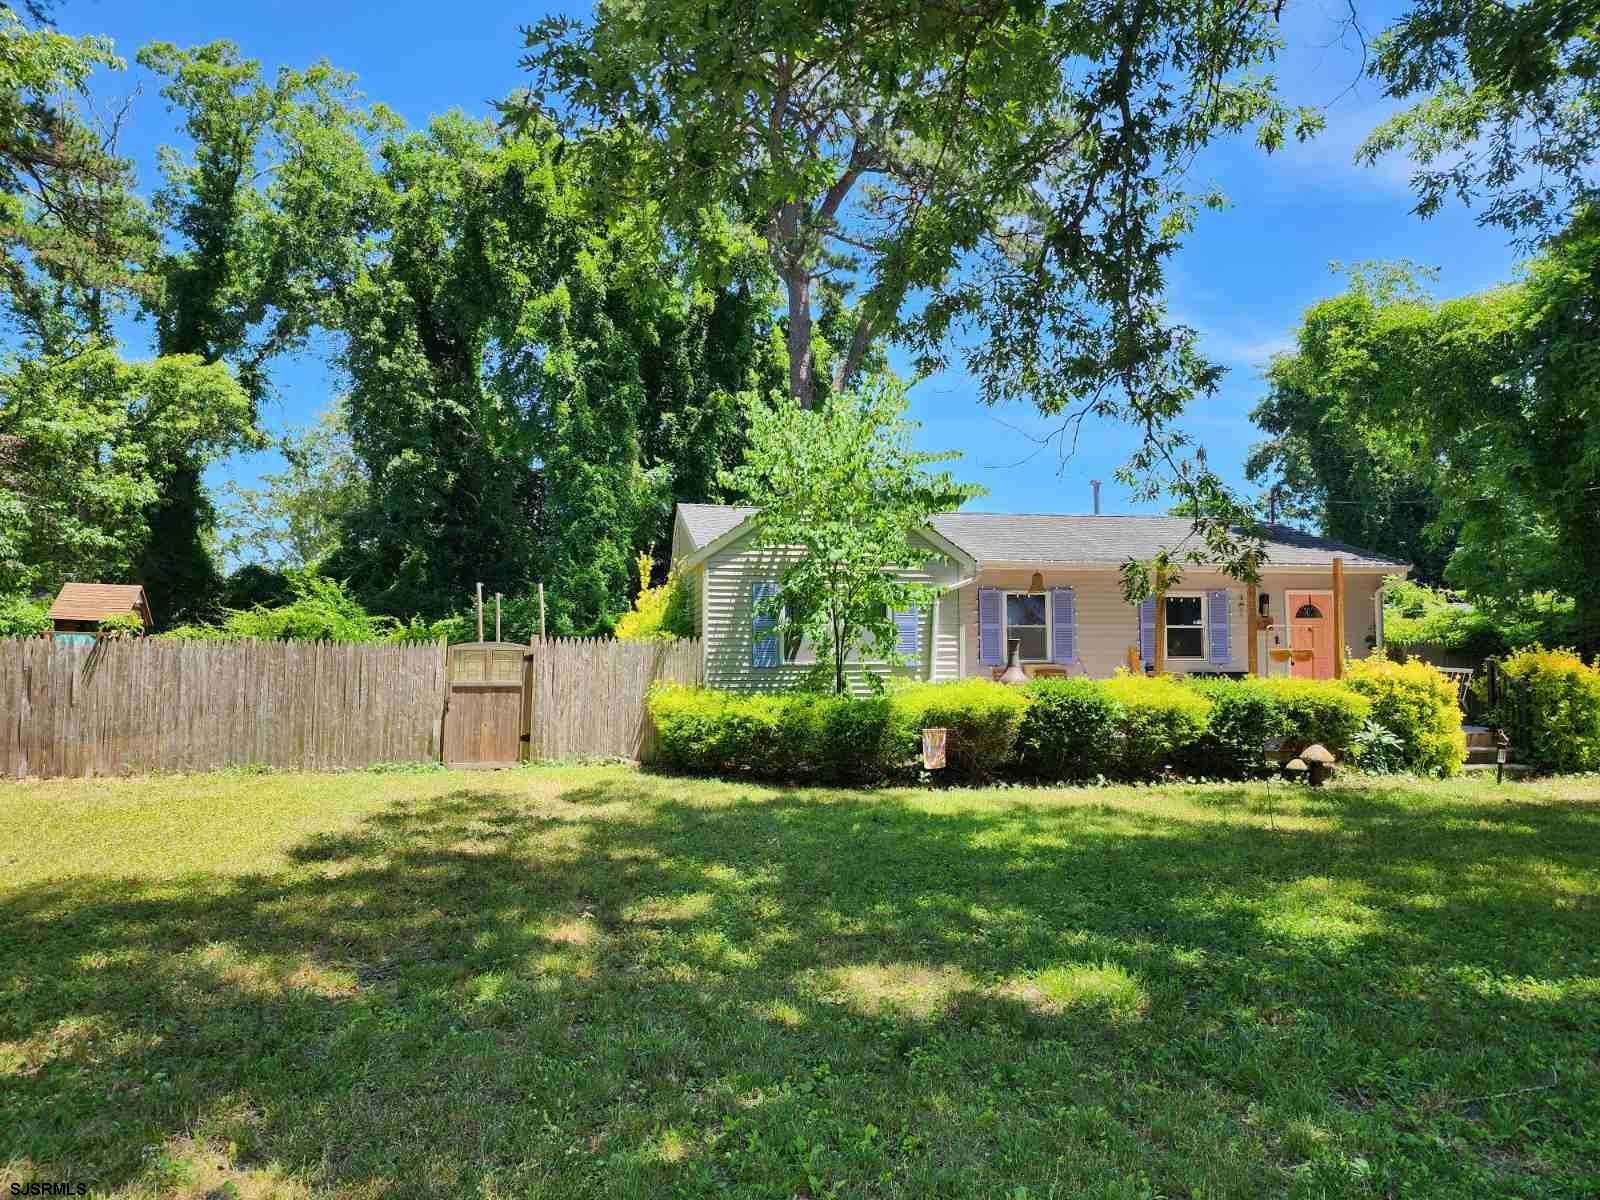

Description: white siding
[699,529,955,693]
[930,589,961,681]
[955,568,1388,678]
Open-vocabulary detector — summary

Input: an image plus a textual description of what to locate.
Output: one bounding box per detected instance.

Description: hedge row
[648,661,1469,783]
[1479,647,1600,773]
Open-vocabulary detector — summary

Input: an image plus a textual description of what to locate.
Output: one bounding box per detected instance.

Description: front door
[1285,591,1334,680]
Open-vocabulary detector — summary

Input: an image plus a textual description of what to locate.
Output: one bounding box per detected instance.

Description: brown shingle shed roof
[47,583,153,627]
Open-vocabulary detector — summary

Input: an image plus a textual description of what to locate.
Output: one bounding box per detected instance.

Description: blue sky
[60,0,1522,518]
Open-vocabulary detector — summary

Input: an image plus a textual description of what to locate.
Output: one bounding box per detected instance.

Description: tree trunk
[785,267,815,410]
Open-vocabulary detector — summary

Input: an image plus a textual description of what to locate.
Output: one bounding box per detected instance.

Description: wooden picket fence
[523,637,702,761]
[0,634,703,779]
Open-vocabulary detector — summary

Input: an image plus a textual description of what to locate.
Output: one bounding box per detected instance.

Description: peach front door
[1285,591,1335,680]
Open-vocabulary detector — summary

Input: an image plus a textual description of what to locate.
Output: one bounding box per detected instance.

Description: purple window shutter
[892,606,923,661]
[1050,587,1075,664]
[1138,596,1156,667]
[1207,589,1231,665]
[750,582,779,667]
[978,588,1003,666]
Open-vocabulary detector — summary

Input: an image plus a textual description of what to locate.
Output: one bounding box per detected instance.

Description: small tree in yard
[726,376,980,695]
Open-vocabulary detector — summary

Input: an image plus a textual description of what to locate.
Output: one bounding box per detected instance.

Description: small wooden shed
[46,583,154,640]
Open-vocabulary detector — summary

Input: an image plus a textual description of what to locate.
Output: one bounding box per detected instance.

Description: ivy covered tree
[134,40,396,622]
[725,374,981,694]
[330,114,783,633]
[1252,216,1600,653]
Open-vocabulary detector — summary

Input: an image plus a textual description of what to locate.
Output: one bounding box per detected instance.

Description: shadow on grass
[2,776,1597,1198]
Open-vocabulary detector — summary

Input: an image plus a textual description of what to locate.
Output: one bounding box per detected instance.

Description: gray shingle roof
[929,513,1408,569]
[677,503,757,551]
[674,503,1408,570]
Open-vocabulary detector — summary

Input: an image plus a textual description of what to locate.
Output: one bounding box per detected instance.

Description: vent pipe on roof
[1090,480,1102,515]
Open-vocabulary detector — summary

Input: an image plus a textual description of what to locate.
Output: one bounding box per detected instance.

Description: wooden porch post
[1331,556,1345,680]
[1153,589,1167,675]
[1246,582,1259,677]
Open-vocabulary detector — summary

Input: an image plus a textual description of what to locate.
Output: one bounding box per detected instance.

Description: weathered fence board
[2,635,702,779]
[523,637,701,762]
[1,638,447,779]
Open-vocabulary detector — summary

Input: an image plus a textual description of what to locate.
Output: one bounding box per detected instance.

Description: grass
[1,766,1597,1199]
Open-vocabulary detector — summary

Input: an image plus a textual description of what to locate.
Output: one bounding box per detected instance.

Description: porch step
[1466,746,1507,766]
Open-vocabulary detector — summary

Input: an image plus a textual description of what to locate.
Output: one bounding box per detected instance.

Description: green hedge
[1181,678,1291,779]
[1344,658,1466,776]
[1480,647,1600,773]
[887,679,1028,781]
[1015,678,1122,780]
[649,669,1395,784]
[1100,673,1213,777]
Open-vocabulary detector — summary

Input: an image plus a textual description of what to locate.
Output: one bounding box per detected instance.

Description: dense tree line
[4,0,1598,639]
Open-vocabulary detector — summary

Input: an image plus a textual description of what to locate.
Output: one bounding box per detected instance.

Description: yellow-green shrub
[1100,672,1213,777]
[1482,647,1600,773]
[1255,677,1371,760]
[1344,658,1466,776]
[887,678,1027,781]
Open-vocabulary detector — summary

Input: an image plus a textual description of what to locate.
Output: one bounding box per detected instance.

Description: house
[46,583,154,644]
[669,503,1409,691]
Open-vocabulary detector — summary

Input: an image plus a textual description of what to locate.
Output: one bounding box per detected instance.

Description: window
[1006,592,1048,661]
[1294,601,1324,620]
[1164,593,1205,659]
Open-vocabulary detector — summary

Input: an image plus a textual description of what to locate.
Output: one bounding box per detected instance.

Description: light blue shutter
[750,582,779,667]
[1207,588,1231,665]
[892,606,924,661]
[978,587,1003,666]
[1138,596,1156,668]
[1050,587,1076,664]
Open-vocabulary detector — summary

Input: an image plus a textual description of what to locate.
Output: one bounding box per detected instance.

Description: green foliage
[1015,678,1123,781]
[647,684,890,783]
[615,552,693,642]
[1180,678,1290,780]
[1344,657,1467,777]
[218,404,367,570]
[1481,647,1600,774]
[1255,677,1372,760]
[162,573,446,644]
[521,0,1318,577]
[1351,720,1408,775]
[725,375,981,694]
[0,348,255,599]
[329,113,780,634]
[94,611,146,640]
[887,680,1028,783]
[0,593,48,638]
[1253,223,1600,654]
[1099,673,1214,778]
[1360,0,1600,238]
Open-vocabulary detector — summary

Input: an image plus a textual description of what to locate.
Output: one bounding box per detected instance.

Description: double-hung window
[1005,592,1048,661]
[1164,593,1206,659]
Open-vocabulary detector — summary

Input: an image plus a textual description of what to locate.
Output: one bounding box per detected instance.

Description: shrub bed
[1481,647,1600,773]
[1343,658,1466,776]
[1099,672,1212,778]
[887,679,1028,781]
[1180,678,1290,779]
[650,668,1403,783]
[1015,678,1123,780]
[1255,677,1370,760]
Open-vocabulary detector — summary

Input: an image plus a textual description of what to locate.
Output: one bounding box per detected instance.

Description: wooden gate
[442,641,528,766]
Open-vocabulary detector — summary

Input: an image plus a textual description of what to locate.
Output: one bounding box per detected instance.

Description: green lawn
[2,767,1597,1199]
